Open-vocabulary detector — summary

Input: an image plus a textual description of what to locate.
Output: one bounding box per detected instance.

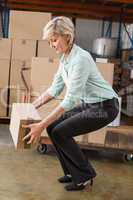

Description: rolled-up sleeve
[47,65,65,97]
[60,58,90,111]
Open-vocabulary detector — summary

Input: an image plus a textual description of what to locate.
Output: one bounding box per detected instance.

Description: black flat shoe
[58,175,72,183]
[64,182,85,191]
[64,179,93,191]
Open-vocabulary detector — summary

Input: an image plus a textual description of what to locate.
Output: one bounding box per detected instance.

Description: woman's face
[48,33,70,54]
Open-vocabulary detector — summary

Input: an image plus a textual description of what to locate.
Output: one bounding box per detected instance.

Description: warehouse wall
[75,18,120,52]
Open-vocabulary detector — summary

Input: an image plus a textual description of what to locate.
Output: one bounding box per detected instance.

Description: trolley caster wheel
[123,153,133,162]
[37,144,47,154]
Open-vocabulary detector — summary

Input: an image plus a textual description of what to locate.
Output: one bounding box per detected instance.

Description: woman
[23,16,119,191]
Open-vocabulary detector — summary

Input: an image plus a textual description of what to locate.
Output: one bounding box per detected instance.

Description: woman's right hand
[22,122,45,144]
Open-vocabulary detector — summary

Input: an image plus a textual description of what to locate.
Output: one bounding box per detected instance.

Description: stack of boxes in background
[0,38,11,117]
[0,10,53,117]
[9,38,36,113]
[8,11,52,115]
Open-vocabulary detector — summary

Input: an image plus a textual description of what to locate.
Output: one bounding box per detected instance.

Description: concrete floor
[0,124,133,200]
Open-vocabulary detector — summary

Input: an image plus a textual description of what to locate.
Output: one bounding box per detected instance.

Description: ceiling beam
[105,0,133,3]
[6,0,125,13]
[5,0,133,23]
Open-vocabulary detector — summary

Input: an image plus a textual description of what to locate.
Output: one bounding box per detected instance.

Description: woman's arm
[32,91,54,109]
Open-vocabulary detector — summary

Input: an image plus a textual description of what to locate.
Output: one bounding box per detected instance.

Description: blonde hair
[43,16,75,45]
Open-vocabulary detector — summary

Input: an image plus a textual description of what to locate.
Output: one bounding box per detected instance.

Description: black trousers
[46,97,119,184]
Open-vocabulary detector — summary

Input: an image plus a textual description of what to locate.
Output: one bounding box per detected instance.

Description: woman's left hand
[22,122,45,144]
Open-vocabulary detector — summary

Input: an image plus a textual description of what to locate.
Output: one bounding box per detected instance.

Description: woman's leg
[47,117,71,176]
[47,98,119,185]
[46,104,88,176]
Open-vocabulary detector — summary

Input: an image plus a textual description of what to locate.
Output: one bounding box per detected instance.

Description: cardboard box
[30,57,65,99]
[11,39,36,60]
[0,88,8,117]
[0,38,12,59]
[108,97,121,127]
[75,134,88,143]
[31,57,59,93]
[75,127,106,146]
[9,10,51,39]
[9,103,41,149]
[75,127,107,145]
[96,62,114,85]
[37,40,58,58]
[0,59,10,88]
[105,126,133,150]
[87,127,107,145]
[10,60,31,89]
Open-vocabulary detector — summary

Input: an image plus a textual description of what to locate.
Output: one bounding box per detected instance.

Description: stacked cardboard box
[9,11,51,40]
[0,38,12,117]
[31,57,59,94]
[96,62,114,86]
[37,40,58,58]
[9,39,37,115]
[8,10,52,117]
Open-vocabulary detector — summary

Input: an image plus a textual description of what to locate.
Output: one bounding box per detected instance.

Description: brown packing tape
[10,60,31,89]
